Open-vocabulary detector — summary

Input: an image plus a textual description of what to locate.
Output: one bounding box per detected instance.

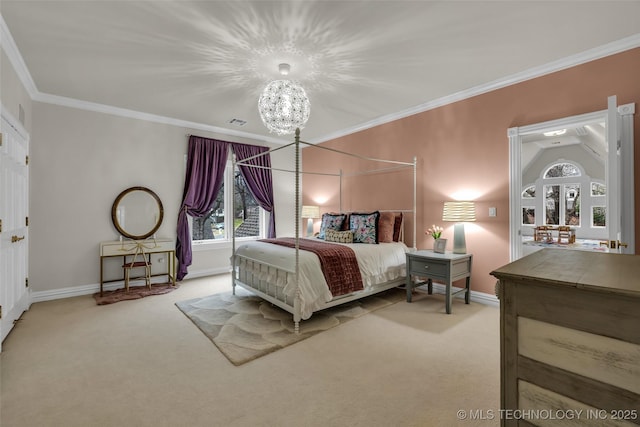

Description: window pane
[522,186,535,198]
[544,185,559,225]
[593,206,606,227]
[522,208,535,225]
[564,184,580,226]
[233,171,260,238]
[544,162,580,178]
[192,184,225,241]
[591,182,606,196]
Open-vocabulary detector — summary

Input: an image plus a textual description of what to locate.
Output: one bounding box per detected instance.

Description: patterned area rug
[175,287,404,366]
[93,283,177,305]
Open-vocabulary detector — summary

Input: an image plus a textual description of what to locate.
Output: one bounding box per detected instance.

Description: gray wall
[2,44,297,296]
[28,103,297,295]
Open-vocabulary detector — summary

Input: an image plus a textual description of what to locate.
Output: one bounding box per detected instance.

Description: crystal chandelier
[258,63,310,135]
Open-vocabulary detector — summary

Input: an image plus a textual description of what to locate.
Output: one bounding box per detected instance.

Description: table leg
[427,278,433,294]
[445,280,452,314]
[465,277,471,304]
[100,256,104,296]
[406,274,413,302]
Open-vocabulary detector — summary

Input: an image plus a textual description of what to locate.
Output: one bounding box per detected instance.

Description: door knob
[11,235,25,243]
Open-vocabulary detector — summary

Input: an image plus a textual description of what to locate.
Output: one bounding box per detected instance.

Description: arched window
[544,162,581,178]
[541,161,582,226]
[521,185,535,198]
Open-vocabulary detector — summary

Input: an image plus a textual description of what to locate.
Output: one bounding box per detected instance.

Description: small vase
[434,238,447,253]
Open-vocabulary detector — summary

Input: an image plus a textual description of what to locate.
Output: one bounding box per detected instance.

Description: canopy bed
[232,129,416,333]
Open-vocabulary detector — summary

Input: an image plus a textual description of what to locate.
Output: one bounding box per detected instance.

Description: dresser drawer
[409,258,448,277]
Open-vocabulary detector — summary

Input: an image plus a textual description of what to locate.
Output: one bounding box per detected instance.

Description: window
[539,162,582,226]
[522,185,535,198]
[591,181,606,227]
[192,158,262,243]
[544,183,580,226]
[544,162,581,178]
[592,206,606,227]
[522,207,535,225]
[591,182,606,196]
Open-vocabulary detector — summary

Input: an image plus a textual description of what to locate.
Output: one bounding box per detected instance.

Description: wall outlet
[489,207,497,217]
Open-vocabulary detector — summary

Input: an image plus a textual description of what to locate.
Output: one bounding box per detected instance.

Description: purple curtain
[176,136,229,280]
[232,143,276,238]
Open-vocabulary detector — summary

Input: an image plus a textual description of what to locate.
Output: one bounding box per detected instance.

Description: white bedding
[234,238,408,319]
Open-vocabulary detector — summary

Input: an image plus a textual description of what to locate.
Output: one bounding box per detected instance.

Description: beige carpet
[1,274,500,427]
[176,287,405,365]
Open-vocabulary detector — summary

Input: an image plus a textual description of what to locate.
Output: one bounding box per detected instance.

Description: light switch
[489,207,497,217]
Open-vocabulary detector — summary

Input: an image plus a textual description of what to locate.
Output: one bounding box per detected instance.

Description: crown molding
[33,92,287,145]
[310,33,640,144]
[2,12,639,145]
[0,14,38,97]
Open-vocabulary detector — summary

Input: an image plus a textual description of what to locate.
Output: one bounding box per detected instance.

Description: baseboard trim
[416,283,499,307]
[30,269,498,307]
[30,267,232,303]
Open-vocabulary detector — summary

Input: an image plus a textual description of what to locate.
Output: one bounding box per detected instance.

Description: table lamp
[301,205,320,237]
[442,201,476,254]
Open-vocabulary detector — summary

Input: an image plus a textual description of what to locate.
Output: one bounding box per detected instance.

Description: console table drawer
[100,238,174,256]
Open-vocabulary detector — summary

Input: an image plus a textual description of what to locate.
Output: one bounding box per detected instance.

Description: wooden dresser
[491,249,639,426]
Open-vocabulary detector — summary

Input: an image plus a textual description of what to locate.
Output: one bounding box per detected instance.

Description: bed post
[339,168,343,213]
[413,156,417,250]
[294,128,302,334]
[232,151,237,295]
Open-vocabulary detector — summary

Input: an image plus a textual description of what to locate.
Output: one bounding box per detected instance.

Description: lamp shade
[301,205,320,219]
[442,201,475,254]
[442,201,476,222]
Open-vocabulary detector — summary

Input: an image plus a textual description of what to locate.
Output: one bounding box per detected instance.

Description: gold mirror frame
[111,186,164,240]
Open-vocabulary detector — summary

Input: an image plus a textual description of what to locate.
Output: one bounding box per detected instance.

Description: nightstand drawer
[409,258,447,277]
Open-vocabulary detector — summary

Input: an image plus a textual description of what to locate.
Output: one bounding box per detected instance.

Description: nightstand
[405,250,473,314]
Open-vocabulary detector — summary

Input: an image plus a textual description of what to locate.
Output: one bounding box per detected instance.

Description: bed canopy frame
[231,128,417,332]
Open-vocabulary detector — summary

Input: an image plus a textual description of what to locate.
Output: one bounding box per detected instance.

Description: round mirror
[111,186,164,240]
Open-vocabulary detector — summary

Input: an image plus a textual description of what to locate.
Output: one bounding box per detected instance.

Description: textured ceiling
[2,1,640,143]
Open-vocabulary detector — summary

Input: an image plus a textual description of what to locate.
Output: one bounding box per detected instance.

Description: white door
[606,96,634,253]
[0,106,30,350]
[508,96,635,260]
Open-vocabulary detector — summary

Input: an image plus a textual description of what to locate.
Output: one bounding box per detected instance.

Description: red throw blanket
[259,238,364,296]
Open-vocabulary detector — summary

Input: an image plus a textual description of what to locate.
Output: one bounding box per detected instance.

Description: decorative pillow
[378,212,396,243]
[325,229,354,244]
[318,213,346,239]
[349,211,380,244]
[340,213,351,231]
[393,212,404,242]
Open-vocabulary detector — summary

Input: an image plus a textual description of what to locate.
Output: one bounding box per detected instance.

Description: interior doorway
[508,96,635,260]
[0,105,30,351]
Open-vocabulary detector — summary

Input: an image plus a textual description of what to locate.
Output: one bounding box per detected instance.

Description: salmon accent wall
[303,48,640,296]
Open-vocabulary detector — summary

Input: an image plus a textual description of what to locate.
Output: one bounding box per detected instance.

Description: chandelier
[258,63,310,135]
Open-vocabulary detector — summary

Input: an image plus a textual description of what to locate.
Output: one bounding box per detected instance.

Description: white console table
[100,238,176,296]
